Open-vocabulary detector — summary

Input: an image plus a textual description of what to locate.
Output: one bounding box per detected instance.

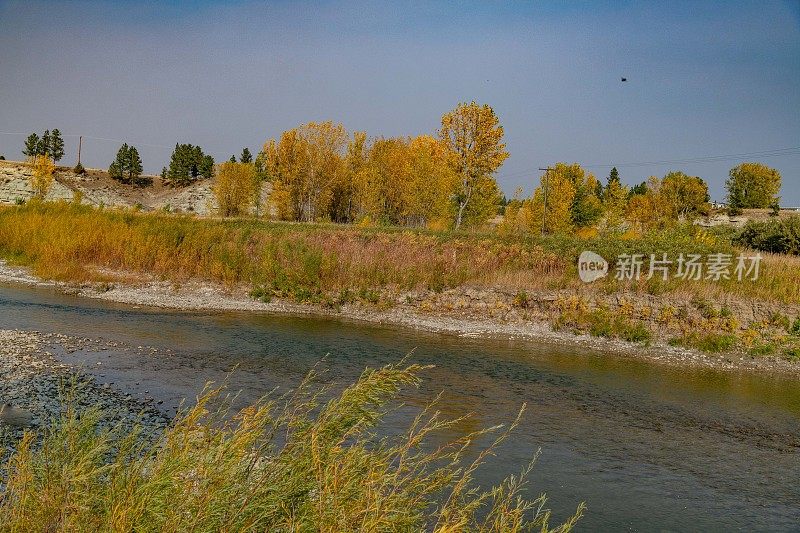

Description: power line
[0,131,174,150]
[497,146,800,180]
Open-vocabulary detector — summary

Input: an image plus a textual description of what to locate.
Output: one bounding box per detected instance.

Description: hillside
[0,160,271,216]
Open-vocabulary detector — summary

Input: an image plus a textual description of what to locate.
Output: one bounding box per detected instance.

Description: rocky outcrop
[0,160,272,216]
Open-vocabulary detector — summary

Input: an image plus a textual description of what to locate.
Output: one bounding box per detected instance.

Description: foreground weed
[0,363,583,532]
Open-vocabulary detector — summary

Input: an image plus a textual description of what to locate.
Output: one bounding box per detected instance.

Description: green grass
[0,363,583,531]
[669,333,738,353]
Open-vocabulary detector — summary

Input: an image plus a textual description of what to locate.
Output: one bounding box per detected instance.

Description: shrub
[734,216,800,255]
[0,364,583,531]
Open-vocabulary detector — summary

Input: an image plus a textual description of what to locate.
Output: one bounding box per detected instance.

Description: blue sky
[1,0,798,203]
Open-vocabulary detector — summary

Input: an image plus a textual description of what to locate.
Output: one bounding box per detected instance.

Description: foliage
[670,333,737,353]
[626,173,709,231]
[22,133,40,158]
[500,163,602,235]
[214,161,258,217]
[30,155,55,198]
[108,143,144,185]
[439,101,508,229]
[602,167,628,228]
[734,216,800,255]
[167,143,215,186]
[264,121,348,222]
[239,147,253,163]
[0,364,583,531]
[726,163,781,209]
[49,129,65,162]
[22,129,64,161]
[73,162,85,175]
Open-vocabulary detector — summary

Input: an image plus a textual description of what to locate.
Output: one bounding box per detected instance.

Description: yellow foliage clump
[213,161,258,217]
[30,155,55,198]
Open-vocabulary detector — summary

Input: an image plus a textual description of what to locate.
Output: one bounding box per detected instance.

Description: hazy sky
[1,0,798,203]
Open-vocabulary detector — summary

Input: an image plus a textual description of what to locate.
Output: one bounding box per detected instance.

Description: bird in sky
[621,77,628,82]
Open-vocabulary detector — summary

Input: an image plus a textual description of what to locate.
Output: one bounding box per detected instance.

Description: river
[1,283,798,531]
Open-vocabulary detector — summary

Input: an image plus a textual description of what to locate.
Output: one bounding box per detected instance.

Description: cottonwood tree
[263,122,347,222]
[726,163,781,210]
[660,171,709,219]
[109,144,143,184]
[439,102,508,229]
[30,155,55,198]
[214,161,258,217]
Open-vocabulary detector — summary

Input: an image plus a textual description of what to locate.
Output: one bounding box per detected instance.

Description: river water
[1,283,798,531]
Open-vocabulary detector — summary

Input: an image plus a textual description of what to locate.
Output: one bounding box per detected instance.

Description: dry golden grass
[0,201,797,305]
[0,364,584,531]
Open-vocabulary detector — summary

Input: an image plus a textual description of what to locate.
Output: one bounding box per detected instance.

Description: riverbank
[0,328,169,454]
[2,260,798,377]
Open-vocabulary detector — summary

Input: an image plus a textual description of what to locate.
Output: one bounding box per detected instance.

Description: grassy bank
[0,363,582,531]
[1,202,799,360]
[2,201,798,301]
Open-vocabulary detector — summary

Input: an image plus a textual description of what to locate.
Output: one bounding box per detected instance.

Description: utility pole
[76,136,82,166]
[538,167,553,235]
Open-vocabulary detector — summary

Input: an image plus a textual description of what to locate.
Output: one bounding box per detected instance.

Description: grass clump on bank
[0,363,582,531]
[0,202,560,301]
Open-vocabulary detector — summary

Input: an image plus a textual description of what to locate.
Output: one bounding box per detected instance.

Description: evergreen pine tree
[166,143,214,185]
[22,133,40,157]
[49,129,65,161]
[240,147,252,163]
[607,167,620,186]
[127,146,143,183]
[200,154,215,179]
[38,130,51,157]
[109,143,129,182]
[230,155,237,163]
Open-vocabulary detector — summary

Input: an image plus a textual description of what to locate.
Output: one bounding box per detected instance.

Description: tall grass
[0,202,557,299]
[0,363,583,531]
[0,201,797,303]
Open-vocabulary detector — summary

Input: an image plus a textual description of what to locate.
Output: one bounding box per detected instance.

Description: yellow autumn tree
[263,122,347,222]
[659,171,709,220]
[213,161,258,217]
[30,154,55,198]
[405,135,457,228]
[330,131,369,223]
[439,102,508,229]
[362,137,412,225]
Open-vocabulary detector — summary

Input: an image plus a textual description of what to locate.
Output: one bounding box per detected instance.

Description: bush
[0,364,583,531]
[734,216,800,255]
[73,162,85,174]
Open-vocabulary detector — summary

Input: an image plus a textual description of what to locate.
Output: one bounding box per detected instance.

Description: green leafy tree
[726,163,781,210]
[22,133,40,157]
[49,129,65,162]
[240,147,253,163]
